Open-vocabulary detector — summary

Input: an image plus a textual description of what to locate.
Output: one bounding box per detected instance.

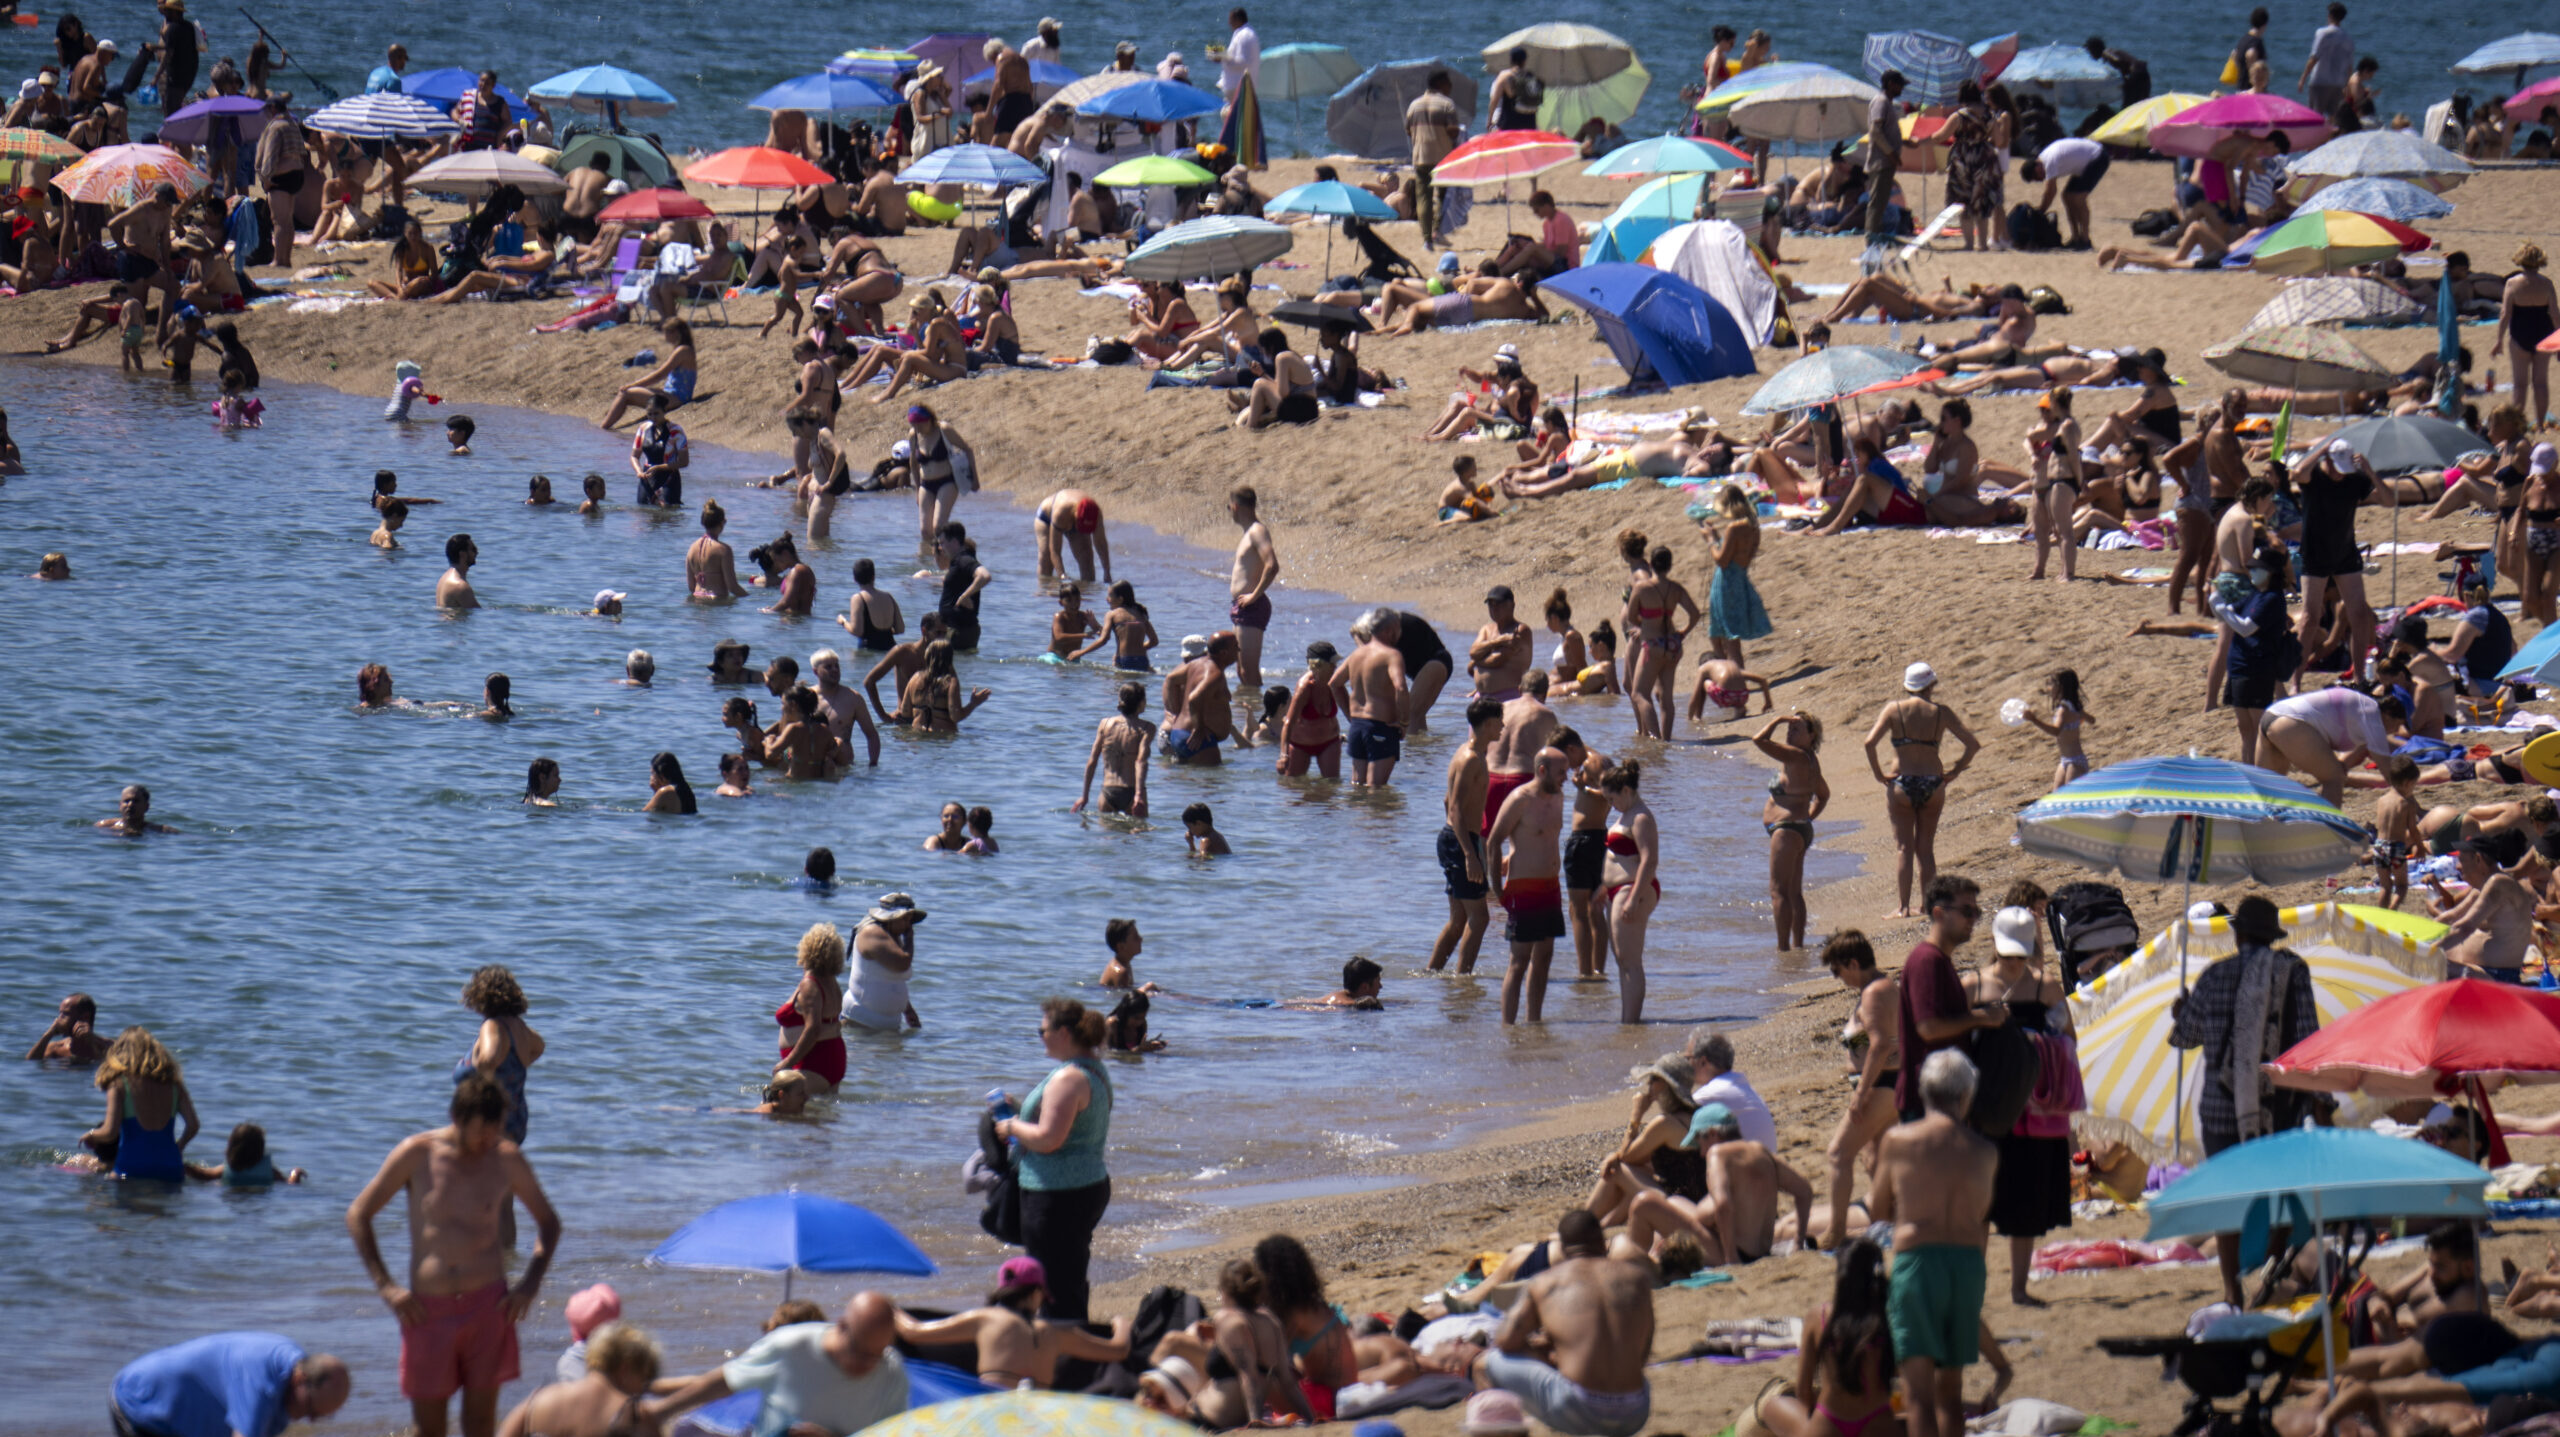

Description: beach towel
[2018,1030,2085,1138]
[2031,1238,2207,1277]
[1335,1373,1472,1418]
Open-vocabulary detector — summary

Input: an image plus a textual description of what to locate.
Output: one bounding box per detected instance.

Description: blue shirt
[113,1333,302,1437]
[366,65,404,94]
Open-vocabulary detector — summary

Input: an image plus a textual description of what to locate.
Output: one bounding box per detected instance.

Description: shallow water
[0,362,1856,1427]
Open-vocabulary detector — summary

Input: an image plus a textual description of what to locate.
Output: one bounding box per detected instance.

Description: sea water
[0,364,1850,1427]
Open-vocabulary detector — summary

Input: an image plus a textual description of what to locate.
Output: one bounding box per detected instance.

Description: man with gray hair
[1683,1028,1777,1150]
[622,650,655,686]
[1871,1049,1999,1437]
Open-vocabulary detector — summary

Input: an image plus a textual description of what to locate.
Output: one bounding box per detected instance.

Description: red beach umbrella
[598,188,716,223]
[1431,130,1580,186]
[685,146,833,189]
[2269,978,2560,1165]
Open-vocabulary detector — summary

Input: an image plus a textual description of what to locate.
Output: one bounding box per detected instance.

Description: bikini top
[1890,701,1942,748]
[1605,826,1639,855]
[776,983,843,1028]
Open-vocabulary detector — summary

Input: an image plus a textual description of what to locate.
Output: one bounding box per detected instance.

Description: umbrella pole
[2317,1191,2337,1402]
[785,1267,795,1301]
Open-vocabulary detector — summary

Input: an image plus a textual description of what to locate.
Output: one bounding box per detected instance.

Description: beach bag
[1088,338,1135,366]
[2005,204,2060,252]
[2025,284,2070,315]
[2130,207,2180,238]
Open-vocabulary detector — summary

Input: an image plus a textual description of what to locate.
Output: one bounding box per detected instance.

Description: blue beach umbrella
[1582,135,1751,179]
[749,72,901,114]
[2499,623,2560,685]
[401,68,534,119]
[1078,79,1222,124]
[2145,1127,2487,1246]
[1739,345,1928,416]
[2014,754,2367,887]
[651,1192,935,1298]
[1861,30,1978,107]
[895,142,1044,188]
[1536,264,1755,389]
[2295,176,2455,222]
[528,64,676,120]
[1994,44,2123,110]
[1265,180,1395,221]
[1585,174,1704,265]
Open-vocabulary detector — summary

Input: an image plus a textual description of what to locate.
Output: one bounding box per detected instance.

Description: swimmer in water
[1303,956,1385,1010]
[748,1071,812,1116]
[716,752,755,797]
[200,1122,307,1185]
[708,638,756,685]
[621,650,654,686]
[795,847,836,891]
[33,551,71,579]
[578,473,608,516]
[372,470,440,512]
[523,758,561,806]
[590,589,626,618]
[26,993,109,1063]
[480,673,513,721]
[1049,582,1099,659]
[525,474,555,506]
[98,784,176,835]
[446,414,475,455]
[371,498,407,549]
[356,663,401,708]
[963,805,998,855]
[1183,802,1230,857]
[1070,580,1159,672]
[436,533,480,610]
[722,697,771,767]
[923,801,970,851]
[1073,681,1155,816]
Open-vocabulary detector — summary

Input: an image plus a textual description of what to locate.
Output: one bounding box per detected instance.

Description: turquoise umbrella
[1585,173,1704,264]
[1581,135,1751,178]
[1268,179,1395,272]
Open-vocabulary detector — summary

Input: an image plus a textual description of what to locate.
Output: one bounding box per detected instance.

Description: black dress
[1988,997,2074,1239]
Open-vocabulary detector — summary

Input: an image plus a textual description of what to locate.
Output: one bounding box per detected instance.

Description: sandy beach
[10,152,2558,1434]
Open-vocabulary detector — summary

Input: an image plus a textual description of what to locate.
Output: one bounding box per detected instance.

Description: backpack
[2129,206,2180,238]
[2025,284,2070,315]
[2005,203,2061,252]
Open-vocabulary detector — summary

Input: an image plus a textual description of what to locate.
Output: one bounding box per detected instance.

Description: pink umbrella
[2505,75,2560,119]
[2147,91,2331,158]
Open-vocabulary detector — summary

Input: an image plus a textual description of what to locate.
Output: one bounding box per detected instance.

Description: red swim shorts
[400,1281,521,1402]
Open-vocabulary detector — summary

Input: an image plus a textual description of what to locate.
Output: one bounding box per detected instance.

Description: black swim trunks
[1562,829,1607,891]
[1438,824,1488,901]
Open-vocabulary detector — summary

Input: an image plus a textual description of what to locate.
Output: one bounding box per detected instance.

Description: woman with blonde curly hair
[776,923,847,1094]
[2499,243,2559,428]
[82,1026,199,1181]
[454,964,543,1146]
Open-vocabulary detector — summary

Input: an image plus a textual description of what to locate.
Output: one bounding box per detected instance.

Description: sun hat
[602,179,629,196]
[708,638,748,671]
[1180,633,1209,660]
[1493,342,1520,364]
[566,1283,621,1339]
[1628,1053,1696,1096]
[594,588,626,609]
[1991,906,2039,959]
[868,892,928,925]
[1462,1390,1529,1435]
[2535,442,2558,476]
[1681,1101,1740,1149]
[1903,661,1938,692]
[997,1255,1046,1289]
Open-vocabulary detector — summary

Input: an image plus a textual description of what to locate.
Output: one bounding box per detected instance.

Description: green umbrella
[1092,154,1217,188]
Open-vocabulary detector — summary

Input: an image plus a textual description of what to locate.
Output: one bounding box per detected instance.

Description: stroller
[2047,881,2141,991]
[2098,1223,2373,1437]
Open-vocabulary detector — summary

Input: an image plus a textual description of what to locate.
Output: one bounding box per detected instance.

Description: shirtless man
[1821,932,1901,1250]
[1917,288,2038,369]
[1553,730,1613,978]
[1508,433,1724,500]
[1872,1050,1999,1437]
[1337,609,1409,785]
[1035,488,1111,583]
[561,156,611,238]
[1470,1209,1653,1437]
[1074,681,1156,815]
[686,500,749,600]
[1007,101,1072,160]
[771,688,842,781]
[103,180,179,319]
[1487,748,1569,1025]
[1432,698,1502,974]
[1227,486,1278,695]
[864,613,947,722]
[1931,350,2123,398]
[98,783,176,835]
[25,992,109,1061]
[2204,478,2279,708]
[855,169,909,237]
[1619,1103,1816,1265]
[437,533,480,610]
[809,649,883,768]
[348,1074,562,1437]
[1162,631,1240,766]
[1471,586,1536,700]
[893,1257,1130,1388]
[1486,675,1560,860]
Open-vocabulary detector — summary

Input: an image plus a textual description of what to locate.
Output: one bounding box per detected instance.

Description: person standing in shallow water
[437,533,479,610]
[454,965,541,1151]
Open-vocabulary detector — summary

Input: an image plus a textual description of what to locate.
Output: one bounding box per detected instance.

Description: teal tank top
[1018,1056,1111,1192]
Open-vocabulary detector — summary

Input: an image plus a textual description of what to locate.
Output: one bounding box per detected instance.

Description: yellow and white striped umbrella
[2070,902,2445,1165]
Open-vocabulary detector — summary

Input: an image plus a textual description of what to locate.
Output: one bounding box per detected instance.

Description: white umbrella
[409,150,569,196]
[1480,22,1637,87]
[1728,74,1883,145]
[305,92,461,139]
[1122,216,1293,282]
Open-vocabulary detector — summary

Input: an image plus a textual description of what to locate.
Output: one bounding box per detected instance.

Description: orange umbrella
[599,188,716,223]
[685,146,832,189]
[1431,130,1578,186]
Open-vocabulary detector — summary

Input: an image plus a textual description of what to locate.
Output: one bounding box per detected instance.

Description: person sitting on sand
[1226,327,1318,430]
[1421,344,1539,442]
[1585,1054,1704,1225]
[1739,401,1919,504]
[1809,437,1929,536]
[892,1257,1132,1389]
[1616,1101,1815,1266]
[1918,399,2026,527]
[2096,193,2243,271]
[1148,278,1260,372]
[1441,456,1502,524]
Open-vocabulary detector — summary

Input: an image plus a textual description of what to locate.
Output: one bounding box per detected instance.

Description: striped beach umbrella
[2203,323,2395,391]
[894,143,1042,188]
[825,49,920,83]
[2252,209,2429,277]
[1861,30,1978,107]
[2016,755,2368,887]
[1739,345,1928,415]
[49,143,208,206]
[1121,216,1293,283]
[305,91,461,138]
[2089,91,2213,147]
[867,1392,1198,1437]
[1693,62,1854,115]
[1218,72,1266,171]
[2069,902,2445,1163]
[2296,176,2455,222]
[1970,33,2021,84]
[2246,276,2422,331]
[2290,129,2475,193]
[1430,130,1579,186]
[2455,33,2560,78]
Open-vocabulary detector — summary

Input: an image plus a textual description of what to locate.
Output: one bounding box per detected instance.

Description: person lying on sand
[1820,273,2004,325]
[1370,261,1549,334]
[1506,431,1723,499]
[1932,350,2125,397]
[1741,400,1924,503]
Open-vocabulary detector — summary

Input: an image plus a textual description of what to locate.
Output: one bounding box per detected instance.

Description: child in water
[1072,580,1159,671]
[578,473,608,516]
[446,414,475,454]
[1292,956,1384,1010]
[1099,918,1158,991]
[117,288,147,374]
[370,497,407,549]
[1050,582,1098,659]
[1574,622,1622,695]
[384,358,434,420]
[212,367,261,429]
[372,469,440,511]
[1105,990,1165,1052]
[202,1122,307,1185]
[526,474,556,506]
[1183,802,1230,857]
[963,805,998,855]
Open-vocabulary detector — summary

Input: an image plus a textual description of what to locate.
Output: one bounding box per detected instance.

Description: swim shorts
[1438,824,1488,900]
[1563,829,1608,891]
[2061,147,2110,196]
[1162,727,1219,762]
[1887,1244,1986,1368]
[1346,716,1402,764]
[1100,784,1135,814]
[1482,769,1532,835]
[1502,877,1566,943]
[1427,291,1475,327]
[1230,592,1273,630]
[400,1281,521,1402]
[1480,1349,1650,1437]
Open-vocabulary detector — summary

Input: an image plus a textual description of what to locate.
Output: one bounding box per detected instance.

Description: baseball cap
[1991,906,2039,959]
[1438,251,1461,274]
[1903,661,1937,692]
[1462,1390,1528,1435]
[1681,1101,1740,1149]
[566,1283,621,1340]
[1485,584,1514,605]
[997,1255,1046,1289]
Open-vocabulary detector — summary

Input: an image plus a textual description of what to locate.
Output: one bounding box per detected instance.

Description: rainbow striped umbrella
[1218,71,1266,171]
[1693,62,1854,115]
[49,143,209,206]
[2252,208,2430,276]
[1430,129,1579,186]
[2088,91,2213,147]
[2015,755,2366,886]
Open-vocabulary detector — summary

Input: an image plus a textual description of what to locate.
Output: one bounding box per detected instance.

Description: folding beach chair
[604,236,646,304]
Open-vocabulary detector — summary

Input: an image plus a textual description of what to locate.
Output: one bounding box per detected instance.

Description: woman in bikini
[1597,760,1661,1024]
[774,922,847,1096]
[1123,280,1201,362]
[1756,1238,1903,1437]
[1753,711,1829,952]
[902,405,976,548]
[2021,668,2096,790]
[900,640,989,735]
[2024,388,2085,582]
[1688,656,1773,724]
[1149,278,1257,371]
[1862,663,1979,918]
[2499,243,2558,428]
[1255,1234,1359,1423]
[1543,588,1587,692]
[1278,640,1344,779]
[1623,545,1701,741]
[829,246,904,335]
[1420,349,1540,443]
[838,292,960,392]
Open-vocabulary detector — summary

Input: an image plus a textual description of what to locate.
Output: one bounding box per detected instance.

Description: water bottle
[1889,317,1902,348]
[984,1087,1014,1122]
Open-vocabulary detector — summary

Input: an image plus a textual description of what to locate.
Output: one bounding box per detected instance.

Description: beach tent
[1535,264,1755,389]
[551,131,674,188]
[1325,60,1480,159]
[1642,221,1778,347]
[2069,902,2446,1164]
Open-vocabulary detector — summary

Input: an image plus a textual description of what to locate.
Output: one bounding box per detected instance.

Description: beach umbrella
[158,94,267,147]
[2290,130,2475,193]
[1092,154,1216,188]
[1537,57,1652,140]
[1970,33,2020,83]
[650,1191,935,1299]
[1740,345,1928,415]
[825,49,920,83]
[1728,74,1884,146]
[1266,180,1396,221]
[957,59,1080,103]
[2499,623,2560,685]
[894,143,1043,188]
[2508,76,2560,120]
[408,149,569,197]
[598,187,713,224]
[2251,209,2429,277]
[1643,220,1779,346]
[2204,324,2395,391]
[1537,264,1755,389]
[1586,174,1705,265]
[1077,78,1221,124]
[1050,69,1152,113]
[400,68,534,120]
[1219,73,1267,170]
[1259,44,1361,101]
[748,72,901,114]
[1429,130,1579,186]
[528,63,676,125]
[2295,176,2455,222]
[2145,1128,2487,1238]
[2308,413,2482,474]
[1693,62,1855,116]
[2016,755,2368,888]
[1325,59,1479,160]
[2270,979,2560,1104]
[304,91,460,138]
[1861,30,1977,107]
[868,1392,1197,1437]
[904,33,993,85]
[2147,92,2329,160]
[1123,215,1293,282]
[1583,135,1750,179]
[2455,34,2560,80]
[0,127,83,163]
[2247,277,2423,330]
[1269,298,1373,333]
[2089,91,2213,147]
[50,143,208,206]
[687,146,832,189]
[1993,44,2124,110]
[1480,23,1636,87]
[2071,903,2447,1165]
